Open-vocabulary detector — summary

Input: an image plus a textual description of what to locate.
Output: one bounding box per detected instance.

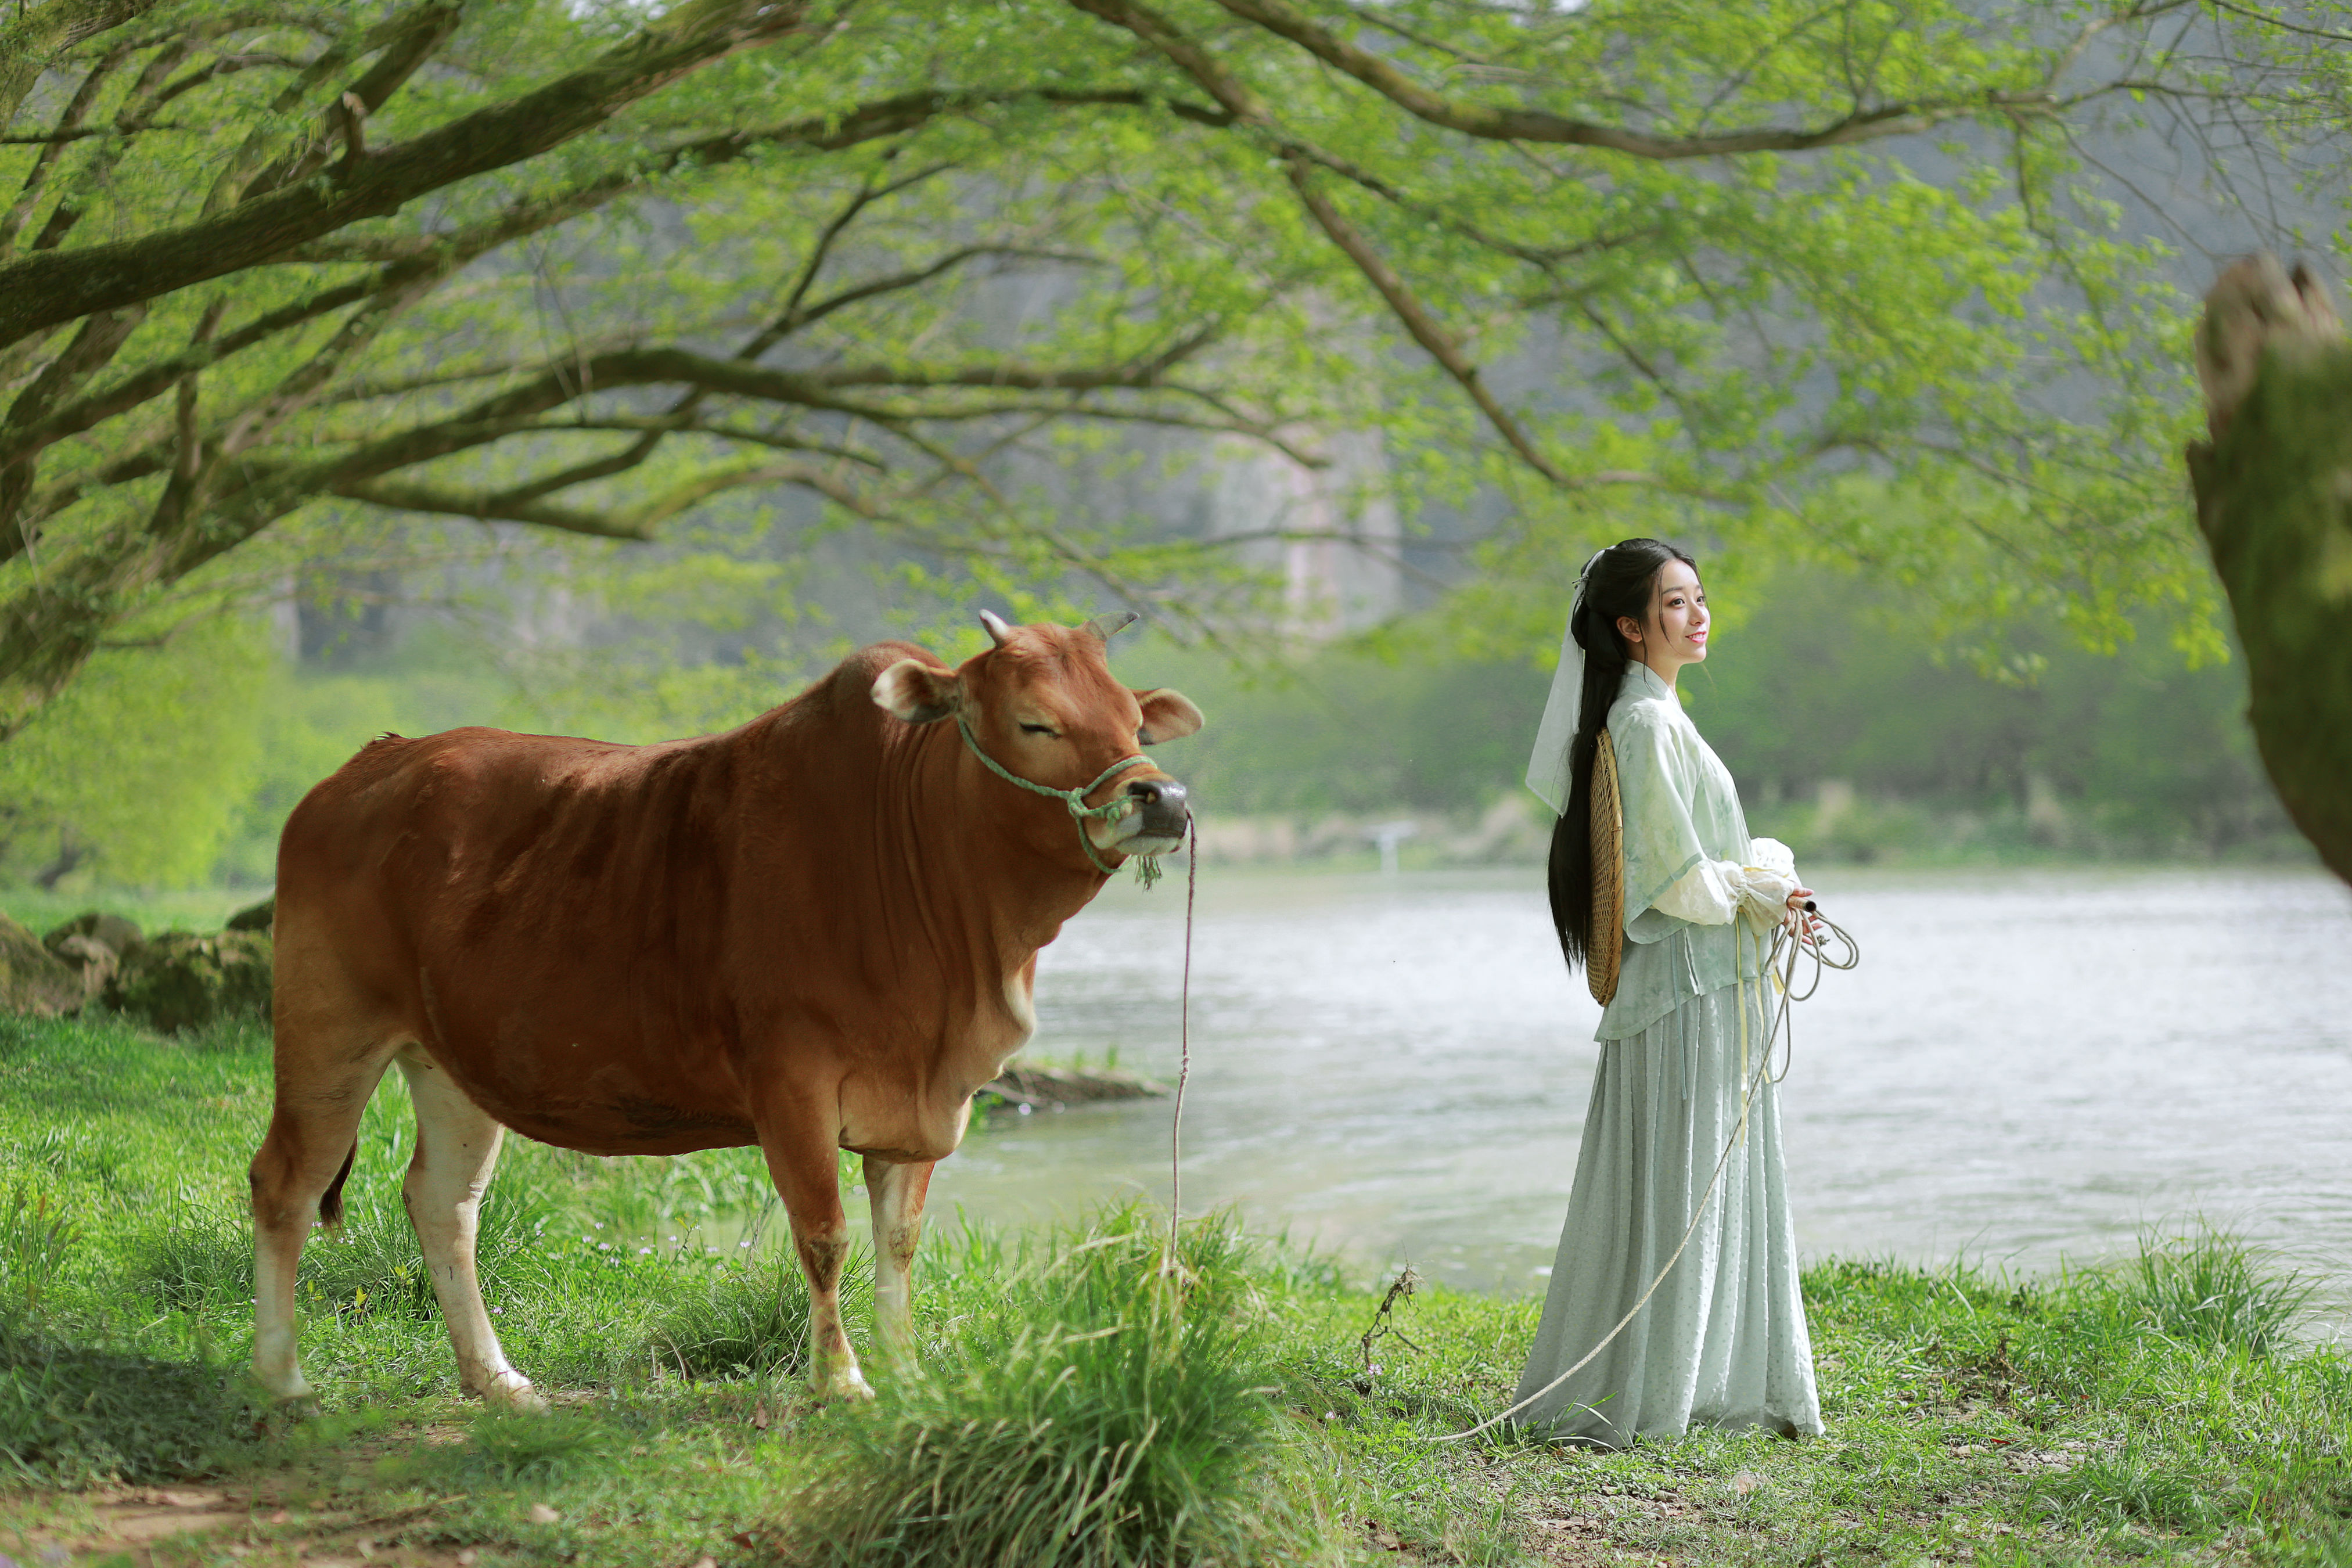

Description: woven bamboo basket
[1588,728,1624,1005]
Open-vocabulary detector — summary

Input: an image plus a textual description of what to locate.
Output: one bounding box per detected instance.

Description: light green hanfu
[1512,661,1824,1448]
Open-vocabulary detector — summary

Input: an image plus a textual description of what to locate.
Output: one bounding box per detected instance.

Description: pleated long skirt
[1510,980,1824,1447]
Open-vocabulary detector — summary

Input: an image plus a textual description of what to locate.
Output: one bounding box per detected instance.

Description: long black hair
[1546,537,1698,974]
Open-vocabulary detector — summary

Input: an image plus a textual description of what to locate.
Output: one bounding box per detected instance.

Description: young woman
[1513,537,1824,1448]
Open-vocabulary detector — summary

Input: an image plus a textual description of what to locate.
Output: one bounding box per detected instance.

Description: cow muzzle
[1103,776,1191,855]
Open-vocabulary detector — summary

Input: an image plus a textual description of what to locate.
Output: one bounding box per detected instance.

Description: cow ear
[1134,688,1203,745]
[872,659,959,724]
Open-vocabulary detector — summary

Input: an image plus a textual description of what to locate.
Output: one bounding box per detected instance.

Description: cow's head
[871,612,1204,867]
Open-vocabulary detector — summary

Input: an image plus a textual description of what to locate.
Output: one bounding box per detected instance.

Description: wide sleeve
[1655,860,1739,925]
[1625,800,1801,934]
[1613,710,1711,918]
[1646,839,1799,932]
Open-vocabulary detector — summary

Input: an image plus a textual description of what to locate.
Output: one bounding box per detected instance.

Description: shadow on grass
[0,1318,264,1486]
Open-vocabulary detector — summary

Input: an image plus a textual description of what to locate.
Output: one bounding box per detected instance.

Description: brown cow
[247,612,1200,1407]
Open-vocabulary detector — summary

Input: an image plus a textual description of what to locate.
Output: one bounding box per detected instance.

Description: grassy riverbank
[3,1010,2348,1566]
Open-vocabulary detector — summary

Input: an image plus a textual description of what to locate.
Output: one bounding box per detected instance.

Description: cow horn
[1084,610,1139,642]
[978,609,1015,648]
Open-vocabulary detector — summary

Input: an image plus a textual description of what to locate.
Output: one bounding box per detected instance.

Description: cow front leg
[865,1155,934,1366]
[396,1053,542,1411]
[755,1109,871,1402]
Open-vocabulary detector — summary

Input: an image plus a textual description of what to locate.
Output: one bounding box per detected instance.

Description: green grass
[462,1408,621,1485]
[2,1010,2350,1566]
[773,1207,1329,1567]
[2129,1231,2319,1357]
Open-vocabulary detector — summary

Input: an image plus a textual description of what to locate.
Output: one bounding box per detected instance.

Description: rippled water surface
[927,865,2352,1294]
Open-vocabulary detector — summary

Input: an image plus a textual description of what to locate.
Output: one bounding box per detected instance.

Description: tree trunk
[2186,254,2352,887]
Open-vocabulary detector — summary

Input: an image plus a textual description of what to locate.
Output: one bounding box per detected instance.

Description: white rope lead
[1160,821,1200,1294]
[1433,908,1858,1445]
[1170,819,1197,1239]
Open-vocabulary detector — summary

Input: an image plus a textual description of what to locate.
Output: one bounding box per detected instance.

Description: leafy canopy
[0,0,2222,743]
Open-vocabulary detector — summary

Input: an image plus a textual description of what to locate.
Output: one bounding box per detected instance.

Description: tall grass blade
[778,1206,1329,1567]
[2126,1230,2316,1357]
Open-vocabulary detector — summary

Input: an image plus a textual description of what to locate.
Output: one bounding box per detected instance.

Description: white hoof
[477,1371,548,1412]
[812,1366,876,1404]
[252,1361,315,1404]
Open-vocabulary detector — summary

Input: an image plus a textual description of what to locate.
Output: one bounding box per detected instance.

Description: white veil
[1523,548,1608,815]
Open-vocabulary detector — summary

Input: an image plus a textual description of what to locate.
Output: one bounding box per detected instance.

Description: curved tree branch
[0,0,811,348]
[333,456,883,537]
[0,0,166,130]
[1203,0,2073,157]
[1286,154,1562,482]
[210,2,464,213]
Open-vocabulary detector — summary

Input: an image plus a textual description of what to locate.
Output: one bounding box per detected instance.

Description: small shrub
[776,1207,1326,1567]
[645,1248,823,1380]
[2125,1231,2315,1357]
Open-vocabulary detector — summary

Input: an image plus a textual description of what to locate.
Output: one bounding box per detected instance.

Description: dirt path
[1,1419,498,1568]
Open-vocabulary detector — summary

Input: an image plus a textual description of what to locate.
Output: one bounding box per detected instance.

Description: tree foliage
[0,613,269,886]
[0,0,2230,742]
[1129,563,2289,864]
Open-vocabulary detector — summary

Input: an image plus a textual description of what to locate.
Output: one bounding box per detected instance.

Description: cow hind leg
[865,1156,934,1366]
[249,1049,395,1402]
[754,1102,871,1402]
[395,1052,542,1411]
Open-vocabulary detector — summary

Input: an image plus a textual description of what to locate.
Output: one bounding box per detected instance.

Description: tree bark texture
[2186,255,2352,886]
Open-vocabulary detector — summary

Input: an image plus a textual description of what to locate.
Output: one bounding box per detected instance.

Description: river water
[929,865,2352,1299]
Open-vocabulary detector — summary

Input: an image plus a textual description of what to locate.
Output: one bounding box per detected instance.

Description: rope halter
[953,712,1164,884]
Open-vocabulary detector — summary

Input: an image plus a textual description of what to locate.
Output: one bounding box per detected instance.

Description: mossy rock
[43,910,145,959]
[105,931,272,1033]
[224,896,274,933]
[979,1062,1168,1109]
[0,911,84,1017]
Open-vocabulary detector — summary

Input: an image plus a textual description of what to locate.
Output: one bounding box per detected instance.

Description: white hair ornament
[1524,548,1609,814]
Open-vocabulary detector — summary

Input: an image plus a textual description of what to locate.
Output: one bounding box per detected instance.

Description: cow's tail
[318,1141,358,1226]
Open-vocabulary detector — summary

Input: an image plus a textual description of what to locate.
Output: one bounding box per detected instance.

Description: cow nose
[1125,777,1190,834]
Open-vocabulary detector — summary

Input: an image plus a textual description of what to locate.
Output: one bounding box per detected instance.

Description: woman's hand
[1785,886,1824,938]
